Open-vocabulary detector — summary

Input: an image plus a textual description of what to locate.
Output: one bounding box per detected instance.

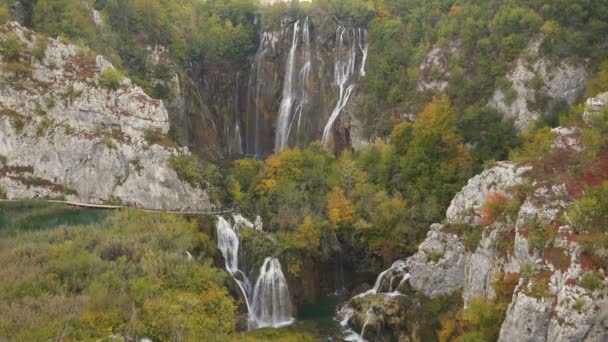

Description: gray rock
[406,224,467,298]
[489,36,588,132]
[498,290,552,342]
[0,23,210,211]
[446,162,529,226]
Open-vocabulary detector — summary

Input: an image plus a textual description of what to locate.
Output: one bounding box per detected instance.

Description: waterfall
[286,16,312,146]
[337,260,409,341]
[275,20,301,152]
[321,27,357,148]
[251,257,295,328]
[354,260,409,298]
[234,72,243,155]
[247,32,274,156]
[216,216,294,329]
[357,28,369,77]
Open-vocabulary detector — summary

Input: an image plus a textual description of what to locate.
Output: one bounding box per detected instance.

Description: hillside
[0,0,606,341]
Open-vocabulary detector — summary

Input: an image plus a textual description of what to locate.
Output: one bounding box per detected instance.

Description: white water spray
[357,28,369,77]
[216,215,293,329]
[275,20,301,152]
[251,257,295,328]
[321,27,357,147]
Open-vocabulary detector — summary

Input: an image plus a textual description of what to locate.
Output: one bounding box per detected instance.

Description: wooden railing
[0,199,233,215]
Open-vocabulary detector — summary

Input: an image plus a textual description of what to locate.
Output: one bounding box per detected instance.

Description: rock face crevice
[0,22,210,211]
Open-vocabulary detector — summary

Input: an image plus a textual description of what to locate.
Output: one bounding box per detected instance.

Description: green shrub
[36,117,53,137]
[2,34,24,61]
[169,153,203,187]
[32,36,48,61]
[144,127,175,148]
[574,298,586,313]
[10,117,24,134]
[99,68,123,89]
[0,185,6,199]
[580,271,604,291]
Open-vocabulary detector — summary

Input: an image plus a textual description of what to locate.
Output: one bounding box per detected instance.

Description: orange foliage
[480,192,507,225]
[449,5,462,17]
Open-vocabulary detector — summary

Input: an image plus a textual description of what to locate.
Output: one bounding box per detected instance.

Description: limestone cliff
[0,22,211,211]
[339,92,608,341]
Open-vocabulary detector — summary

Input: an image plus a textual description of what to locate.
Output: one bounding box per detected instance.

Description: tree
[327,186,355,227]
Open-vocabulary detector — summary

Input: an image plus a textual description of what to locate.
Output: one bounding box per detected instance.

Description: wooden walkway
[0,199,233,215]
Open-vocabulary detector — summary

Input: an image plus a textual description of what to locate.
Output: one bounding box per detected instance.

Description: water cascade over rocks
[216,215,294,329]
[251,257,295,328]
[338,260,409,341]
[321,27,367,148]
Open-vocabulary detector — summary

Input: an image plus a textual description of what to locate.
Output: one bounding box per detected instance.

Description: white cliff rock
[0,22,210,211]
[583,91,608,127]
[406,223,467,298]
[489,37,588,132]
[446,162,530,225]
[498,289,553,342]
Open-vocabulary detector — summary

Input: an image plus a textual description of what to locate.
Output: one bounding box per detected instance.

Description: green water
[294,294,348,340]
[0,201,111,237]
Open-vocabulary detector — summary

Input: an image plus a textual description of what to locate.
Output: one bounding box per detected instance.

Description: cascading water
[286,16,312,145]
[247,32,274,156]
[234,72,244,155]
[275,20,301,152]
[357,28,369,77]
[216,215,294,329]
[337,260,409,341]
[251,257,295,328]
[321,27,358,148]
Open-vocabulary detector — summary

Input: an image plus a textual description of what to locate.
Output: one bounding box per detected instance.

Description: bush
[144,127,175,148]
[580,271,604,291]
[1,34,24,61]
[99,68,123,89]
[32,36,48,61]
[10,117,25,134]
[169,153,203,187]
[480,192,507,225]
[0,185,6,199]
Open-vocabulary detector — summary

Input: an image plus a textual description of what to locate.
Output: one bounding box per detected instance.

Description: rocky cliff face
[0,22,210,210]
[340,92,608,341]
[488,37,588,132]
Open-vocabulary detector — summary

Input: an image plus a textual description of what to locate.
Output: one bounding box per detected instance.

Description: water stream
[216,215,294,329]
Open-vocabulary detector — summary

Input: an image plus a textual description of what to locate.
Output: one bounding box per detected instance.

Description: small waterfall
[216,216,253,314]
[321,27,358,148]
[357,28,369,77]
[275,20,301,152]
[251,257,295,328]
[216,216,293,329]
[337,260,408,341]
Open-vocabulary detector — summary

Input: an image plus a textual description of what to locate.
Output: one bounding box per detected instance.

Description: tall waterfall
[357,29,369,77]
[251,257,295,328]
[321,27,358,148]
[234,72,243,155]
[247,32,274,156]
[286,16,312,146]
[216,215,294,329]
[275,20,301,152]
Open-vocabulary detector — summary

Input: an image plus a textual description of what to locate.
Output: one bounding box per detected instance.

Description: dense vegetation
[227,95,472,272]
[0,0,607,340]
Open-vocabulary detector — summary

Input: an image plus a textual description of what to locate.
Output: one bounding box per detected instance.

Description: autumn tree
[328,186,355,227]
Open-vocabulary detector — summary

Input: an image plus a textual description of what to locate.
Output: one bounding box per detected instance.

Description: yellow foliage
[292,216,321,251]
[327,186,355,227]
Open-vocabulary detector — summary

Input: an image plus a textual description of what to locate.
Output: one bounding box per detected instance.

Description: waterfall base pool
[293,294,349,340]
